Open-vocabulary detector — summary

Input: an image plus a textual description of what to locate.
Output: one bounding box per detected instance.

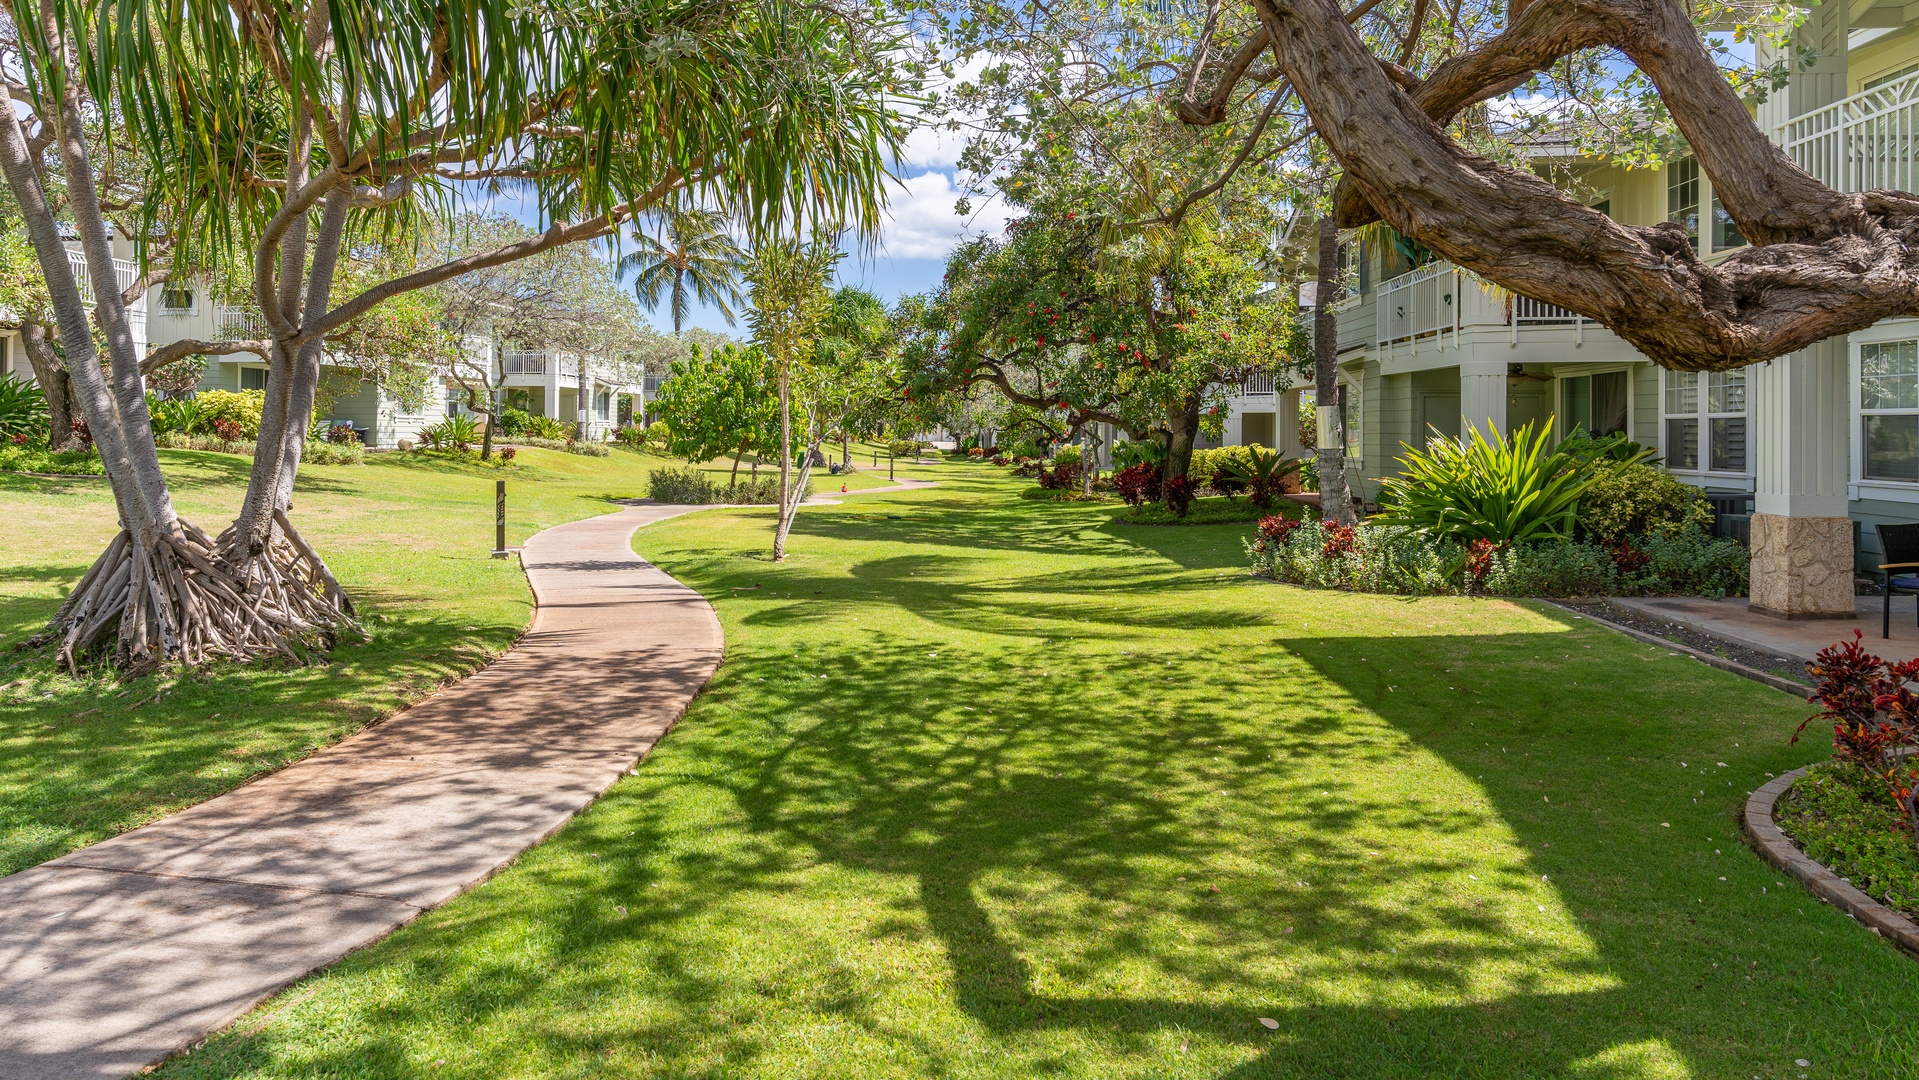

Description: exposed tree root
[43,513,360,676]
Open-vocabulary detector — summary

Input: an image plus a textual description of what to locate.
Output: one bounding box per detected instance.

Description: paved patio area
[1611,594,1919,667]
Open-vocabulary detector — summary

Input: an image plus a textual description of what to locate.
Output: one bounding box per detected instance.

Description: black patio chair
[1875,522,1919,639]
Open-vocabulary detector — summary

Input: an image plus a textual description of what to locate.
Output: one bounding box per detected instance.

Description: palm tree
[619,209,749,333]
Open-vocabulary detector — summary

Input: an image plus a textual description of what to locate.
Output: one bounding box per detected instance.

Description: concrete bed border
[1543,599,1815,700]
[1743,767,1919,960]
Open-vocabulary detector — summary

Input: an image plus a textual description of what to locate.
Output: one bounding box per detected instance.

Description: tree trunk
[576,356,590,442]
[1313,215,1357,526]
[1163,400,1202,508]
[730,442,746,486]
[1080,426,1095,497]
[480,396,497,462]
[19,322,78,449]
[773,358,793,560]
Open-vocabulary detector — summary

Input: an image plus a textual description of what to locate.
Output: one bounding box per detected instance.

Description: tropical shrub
[324,423,361,445]
[720,476,793,504]
[1223,446,1302,508]
[304,441,365,465]
[1576,460,1715,545]
[1374,419,1598,544]
[889,439,922,458]
[192,390,266,440]
[515,436,609,456]
[613,426,648,449]
[990,454,1010,466]
[0,441,103,475]
[499,446,518,461]
[1112,439,1165,471]
[1113,462,1162,506]
[146,394,201,437]
[0,375,47,440]
[155,430,252,455]
[1791,633,1919,856]
[1051,445,1082,466]
[967,446,984,457]
[1037,461,1080,489]
[1163,473,1198,517]
[419,413,483,451]
[1247,521,1748,598]
[649,466,719,504]
[495,406,533,437]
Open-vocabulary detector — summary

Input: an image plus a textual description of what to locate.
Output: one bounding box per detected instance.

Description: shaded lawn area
[0,444,754,877]
[161,463,1915,1079]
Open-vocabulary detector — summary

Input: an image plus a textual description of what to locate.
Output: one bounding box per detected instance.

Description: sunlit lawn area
[0,443,871,877]
[154,462,1917,1079]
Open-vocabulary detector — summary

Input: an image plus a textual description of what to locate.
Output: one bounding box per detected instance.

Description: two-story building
[1300,2,1919,618]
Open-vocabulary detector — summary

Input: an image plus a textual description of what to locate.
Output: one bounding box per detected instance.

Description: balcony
[215,304,266,340]
[64,249,140,308]
[1776,69,1919,193]
[1372,261,1591,358]
[1238,373,1277,395]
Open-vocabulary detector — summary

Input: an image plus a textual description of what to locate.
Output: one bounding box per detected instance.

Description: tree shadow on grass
[0,596,519,878]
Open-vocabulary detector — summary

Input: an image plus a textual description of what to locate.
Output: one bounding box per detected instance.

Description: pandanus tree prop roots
[43,511,359,675]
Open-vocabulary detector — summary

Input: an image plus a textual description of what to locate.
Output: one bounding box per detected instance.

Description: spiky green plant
[1373,419,1599,545]
[1223,445,1302,508]
[0,376,48,440]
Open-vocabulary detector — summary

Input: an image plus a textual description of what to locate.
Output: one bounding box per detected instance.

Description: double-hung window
[1668,158,1700,254]
[1340,381,1361,458]
[1663,368,1748,473]
[1862,339,1919,481]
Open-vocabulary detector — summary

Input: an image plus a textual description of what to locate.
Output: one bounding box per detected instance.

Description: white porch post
[544,356,561,420]
[1460,360,1507,439]
[1749,340,1854,618]
[1277,387,1302,459]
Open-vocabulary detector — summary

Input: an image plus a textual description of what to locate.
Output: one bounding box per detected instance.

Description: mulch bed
[1555,597,1813,687]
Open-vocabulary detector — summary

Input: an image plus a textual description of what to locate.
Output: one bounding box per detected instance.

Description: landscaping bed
[1775,761,1919,919]
[1114,494,1285,525]
[1555,597,1812,685]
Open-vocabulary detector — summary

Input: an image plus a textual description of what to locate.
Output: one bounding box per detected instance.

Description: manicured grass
[1114,493,1297,525]
[0,443,830,876]
[159,461,1917,1079]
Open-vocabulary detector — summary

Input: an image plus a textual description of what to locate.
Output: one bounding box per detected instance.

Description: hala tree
[1,0,905,672]
[744,237,843,561]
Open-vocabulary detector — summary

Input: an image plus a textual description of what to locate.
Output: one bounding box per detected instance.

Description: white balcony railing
[215,304,266,340]
[502,351,548,375]
[1239,372,1276,395]
[64,249,140,307]
[1777,70,1919,193]
[1372,261,1589,357]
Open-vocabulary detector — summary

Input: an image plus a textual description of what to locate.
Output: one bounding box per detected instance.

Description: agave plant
[1223,446,1303,509]
[0,375,48,440]
[1373,419,1599,545]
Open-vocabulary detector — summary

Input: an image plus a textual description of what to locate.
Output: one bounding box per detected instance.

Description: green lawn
[0,443,850,877]
[155,462,1917,1080]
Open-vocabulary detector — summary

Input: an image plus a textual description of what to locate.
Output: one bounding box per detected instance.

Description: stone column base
[1748,513,1855,619]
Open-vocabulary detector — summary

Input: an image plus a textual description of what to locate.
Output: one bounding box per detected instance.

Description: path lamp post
[491,480,509,559]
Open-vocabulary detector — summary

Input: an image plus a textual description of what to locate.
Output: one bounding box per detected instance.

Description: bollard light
[491,479,509,558]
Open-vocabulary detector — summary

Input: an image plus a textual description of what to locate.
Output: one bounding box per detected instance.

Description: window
[1866,63,1919,91]
[240,367,268,391]
[1590,199,1611,218]
[1712,196,1746,252]
[159,285,195,314]
[1338,238,1370,296]
[1667,158,1700,253]
[595,390,611,421]
[446,384,468,416]
[1862,339,1919,481]
[1663,367,1748,473]
[1562,371,1629,438]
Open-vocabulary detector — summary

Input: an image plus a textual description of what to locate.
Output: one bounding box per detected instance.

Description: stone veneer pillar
[1459,360,1508,440]
[1749,340,1855,619]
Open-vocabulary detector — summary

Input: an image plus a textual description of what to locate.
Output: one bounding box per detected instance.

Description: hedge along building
[1323,0,1919,619]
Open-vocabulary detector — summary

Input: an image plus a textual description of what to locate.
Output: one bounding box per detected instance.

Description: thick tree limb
[142,338,272,375]
[1246,0,1919,370]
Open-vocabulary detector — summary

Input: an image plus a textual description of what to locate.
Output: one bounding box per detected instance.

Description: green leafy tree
[652,343,784,484]
[619,208,749,333]
[0,0,908,671]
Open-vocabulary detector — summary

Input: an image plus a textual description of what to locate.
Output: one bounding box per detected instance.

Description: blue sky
[498,113,1007,339]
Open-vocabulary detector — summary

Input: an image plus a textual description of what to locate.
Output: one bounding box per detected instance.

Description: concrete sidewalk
[1611,594,1919,668]
[0,503,724,1080]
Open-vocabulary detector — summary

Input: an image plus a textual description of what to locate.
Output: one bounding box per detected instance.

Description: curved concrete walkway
[0,504,724,1080]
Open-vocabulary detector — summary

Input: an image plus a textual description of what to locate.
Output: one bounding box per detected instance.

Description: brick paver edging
[1743,766,1919,959]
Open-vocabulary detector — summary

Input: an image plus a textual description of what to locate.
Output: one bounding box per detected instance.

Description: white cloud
[874,170,1011,261]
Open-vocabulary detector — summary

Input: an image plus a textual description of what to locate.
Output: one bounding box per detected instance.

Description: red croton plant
[1799,631,1919,846]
